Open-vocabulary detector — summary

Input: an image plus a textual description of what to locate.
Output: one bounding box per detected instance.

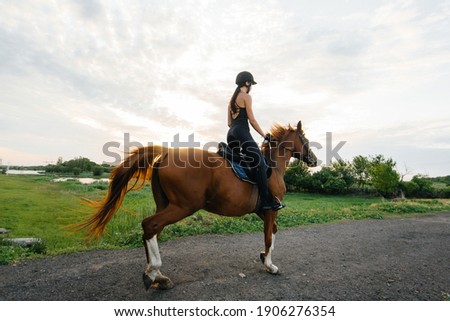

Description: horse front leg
[260,211,279,274]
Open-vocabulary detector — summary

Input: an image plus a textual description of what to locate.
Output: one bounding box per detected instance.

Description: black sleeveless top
[230,104,249,129]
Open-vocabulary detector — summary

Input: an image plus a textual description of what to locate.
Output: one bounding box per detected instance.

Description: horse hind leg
[143,235,173,290]
[142,205,191,290]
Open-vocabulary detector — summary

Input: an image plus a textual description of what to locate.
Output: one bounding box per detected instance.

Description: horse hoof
[153,276,174,290]
[143,273,153,291]
[266,265,279,275]
[143,273,174,290]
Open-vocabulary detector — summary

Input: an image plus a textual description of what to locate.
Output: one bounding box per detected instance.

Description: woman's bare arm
[244,94,265,138]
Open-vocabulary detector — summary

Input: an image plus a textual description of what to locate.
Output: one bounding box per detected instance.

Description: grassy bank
[1,175,449,264]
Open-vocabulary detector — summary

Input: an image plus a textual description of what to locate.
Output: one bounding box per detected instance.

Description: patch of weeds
[0,239,47,264]
[371,202,436,214]
[29,240,47,254]
[0,245,21,265]
[103,228,143,248]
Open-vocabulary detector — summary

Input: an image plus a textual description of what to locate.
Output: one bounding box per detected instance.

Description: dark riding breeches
[227,124,269,201]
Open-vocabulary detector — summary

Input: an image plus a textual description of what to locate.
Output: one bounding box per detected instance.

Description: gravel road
[1,212,449,301]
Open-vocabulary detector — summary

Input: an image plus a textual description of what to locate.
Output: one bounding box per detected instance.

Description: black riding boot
[255,166,285,211]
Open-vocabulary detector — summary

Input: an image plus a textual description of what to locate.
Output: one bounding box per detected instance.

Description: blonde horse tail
[74,145,167,239]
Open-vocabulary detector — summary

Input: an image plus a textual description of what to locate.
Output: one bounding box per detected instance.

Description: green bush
[0,239,47,265]
[440,187,450,198]
[411,175,435,198]
[352,155,370,189]
[400,181,419,197]
[92,166,104,177]
[400,175,440,198]
[370,162,400,198]
[285,159,311,192]
[309,164,353,194]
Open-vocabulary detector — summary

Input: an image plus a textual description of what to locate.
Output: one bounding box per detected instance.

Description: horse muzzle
[293,152,317,167]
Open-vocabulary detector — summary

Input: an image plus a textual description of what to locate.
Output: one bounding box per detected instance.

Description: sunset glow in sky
[1,0,449,177]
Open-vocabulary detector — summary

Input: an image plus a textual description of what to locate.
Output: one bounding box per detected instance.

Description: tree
[369,154,396,168]
[330,160,355,189]
[310,163,353,195]
[45,156,97,174]
[411,175,435,198]
[73,167,81,176]
[400,180,419,197]
[369,161,400,198]
[92,166,104,177]
[352,155,370,189]
[285,159,311,192]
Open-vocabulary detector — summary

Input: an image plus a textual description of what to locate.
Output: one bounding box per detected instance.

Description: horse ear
[297,121,302,132]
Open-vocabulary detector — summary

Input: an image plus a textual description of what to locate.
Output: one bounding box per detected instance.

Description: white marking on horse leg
[144,236,162,281]
[264,233,279,274]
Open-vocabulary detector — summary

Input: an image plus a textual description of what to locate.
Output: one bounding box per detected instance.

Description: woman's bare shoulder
[236,92,251,108]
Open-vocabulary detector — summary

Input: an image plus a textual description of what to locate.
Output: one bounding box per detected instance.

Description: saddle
[217,142,272,184]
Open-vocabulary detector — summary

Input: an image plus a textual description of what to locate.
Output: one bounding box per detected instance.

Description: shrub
[411,175,435,198]
[92,166,104,177]
[308,162,354,195]
[370,162,400,198]
[285,159,311,192]
[352,155,370,189]
[400,181,420,197]
[440,187,450,198]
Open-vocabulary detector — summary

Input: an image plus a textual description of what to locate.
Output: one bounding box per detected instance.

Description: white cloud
[0,0,449,175]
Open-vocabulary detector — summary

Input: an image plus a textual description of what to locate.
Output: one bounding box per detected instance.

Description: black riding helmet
[235,71,257,86]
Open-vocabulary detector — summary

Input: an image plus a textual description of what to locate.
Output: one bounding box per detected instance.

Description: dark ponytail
[229,83,250,113]
[229,86,241,114]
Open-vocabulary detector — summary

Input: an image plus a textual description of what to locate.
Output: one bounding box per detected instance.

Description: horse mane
[269,123,295,142]
[262,123,295,154]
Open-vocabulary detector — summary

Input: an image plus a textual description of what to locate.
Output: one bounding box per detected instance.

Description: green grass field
[1,175,449,264]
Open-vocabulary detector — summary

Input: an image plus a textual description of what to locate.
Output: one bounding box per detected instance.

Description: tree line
[285,155,450,199]
[3,154,449,199]
[45,157,112,176]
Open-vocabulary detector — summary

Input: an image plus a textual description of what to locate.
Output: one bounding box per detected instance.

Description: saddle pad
[226,159,256,184]
[217,142,271,184]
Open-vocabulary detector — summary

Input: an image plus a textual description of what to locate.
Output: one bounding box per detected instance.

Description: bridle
[265,130,312,164]
[295,131,311,163]
[281,131,311,163]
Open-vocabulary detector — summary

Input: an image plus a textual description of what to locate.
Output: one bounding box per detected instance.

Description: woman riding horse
[73,72,318,290]
[227,71,284,211]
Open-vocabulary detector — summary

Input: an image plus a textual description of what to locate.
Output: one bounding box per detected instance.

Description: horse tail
[74,145,167,239]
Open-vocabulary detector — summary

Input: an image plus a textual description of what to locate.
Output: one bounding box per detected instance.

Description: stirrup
[261,202,273,211]
[269,195,286,211]
[271,202,285,211]
[261,201,285,211]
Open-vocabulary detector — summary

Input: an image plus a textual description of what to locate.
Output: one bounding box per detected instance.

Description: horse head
[266,121,318,168]
[291,121,317,167]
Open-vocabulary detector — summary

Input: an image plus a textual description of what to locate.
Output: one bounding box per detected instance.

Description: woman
[227,71,284,211]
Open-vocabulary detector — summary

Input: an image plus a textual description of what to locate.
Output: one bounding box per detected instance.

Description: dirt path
[1,213,449,301]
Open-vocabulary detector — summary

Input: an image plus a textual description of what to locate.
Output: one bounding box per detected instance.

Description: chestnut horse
[76,120,317,289]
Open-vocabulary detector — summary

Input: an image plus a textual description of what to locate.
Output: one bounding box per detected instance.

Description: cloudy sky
[0,0,449,178]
